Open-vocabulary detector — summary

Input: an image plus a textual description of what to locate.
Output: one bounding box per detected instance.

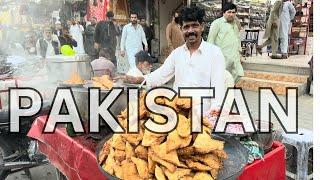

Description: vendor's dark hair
[180,6,205,26]
[222,3,237,13]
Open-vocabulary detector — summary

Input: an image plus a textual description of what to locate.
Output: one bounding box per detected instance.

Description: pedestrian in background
[69,18,85,54]
[166,11,184,53]
[140,18,153,54]
[58,27,77,49]
[257,0,282,59]
[207,3,244,82]
[36,27,60,58]
[120,11,148,69]
[85,17,98,60]
[94,11,118,65]
[279,0,296,59]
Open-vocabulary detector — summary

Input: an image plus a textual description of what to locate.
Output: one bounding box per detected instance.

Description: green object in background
[66,124,76,137]
[61,45,75,56]
[241,140,264,164]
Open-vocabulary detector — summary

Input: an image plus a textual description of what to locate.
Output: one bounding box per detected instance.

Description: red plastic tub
[238,141,286,180]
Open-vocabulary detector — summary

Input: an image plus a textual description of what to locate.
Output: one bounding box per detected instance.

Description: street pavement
[5,90,313,180]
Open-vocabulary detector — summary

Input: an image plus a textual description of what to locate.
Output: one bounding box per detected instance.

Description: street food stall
[25,57,286,179]
[28,115,285,179]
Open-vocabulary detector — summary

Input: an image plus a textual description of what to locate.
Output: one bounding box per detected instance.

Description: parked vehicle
[0,103,51,179]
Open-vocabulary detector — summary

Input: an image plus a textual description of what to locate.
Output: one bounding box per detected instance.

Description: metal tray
[96,134,248,180]
[83,81,146,90]
[59,83,84,88]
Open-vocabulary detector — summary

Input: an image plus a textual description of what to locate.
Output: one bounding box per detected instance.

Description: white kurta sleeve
[288,3,296,20]
[120,26,127,51]
[144,52,175,87]
[210,48,226,109]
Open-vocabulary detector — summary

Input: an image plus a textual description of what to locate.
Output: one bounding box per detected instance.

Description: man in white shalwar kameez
[120,12,148,69]
[70,19,85,54]
[279,0,296,58]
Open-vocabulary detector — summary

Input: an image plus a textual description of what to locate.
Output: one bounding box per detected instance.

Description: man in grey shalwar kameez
[257,0,282,59]
[279,0,296,59]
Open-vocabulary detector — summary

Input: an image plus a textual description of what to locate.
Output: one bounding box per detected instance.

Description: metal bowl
[71,87,127,122]
[46,54,93,83]
[251,121,275,151]
[96,134,248,180]
[251,131,275,151]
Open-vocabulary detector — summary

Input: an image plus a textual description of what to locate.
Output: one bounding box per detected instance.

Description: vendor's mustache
[186,32,197,38]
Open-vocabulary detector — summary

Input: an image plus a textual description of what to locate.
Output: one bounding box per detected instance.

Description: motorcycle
[0,103,51,179]
[0,53,52,179]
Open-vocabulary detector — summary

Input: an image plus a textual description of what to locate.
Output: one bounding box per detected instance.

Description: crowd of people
[0,10,155,77]
[0,0,298,92]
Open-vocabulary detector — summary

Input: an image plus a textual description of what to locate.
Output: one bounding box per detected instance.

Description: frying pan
[96,134,248,180]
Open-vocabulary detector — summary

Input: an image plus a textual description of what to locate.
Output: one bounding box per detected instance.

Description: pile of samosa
[92,75,113,90]
[98,92,227,180]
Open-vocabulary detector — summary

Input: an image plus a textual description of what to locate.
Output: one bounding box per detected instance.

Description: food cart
[28,116,285,180]
[17,51,286,180]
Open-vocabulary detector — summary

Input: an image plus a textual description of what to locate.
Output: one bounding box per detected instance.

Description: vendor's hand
[94,43,100,50]
[113,75,127,81]
[115,75,144,84]
[120,51,125,57]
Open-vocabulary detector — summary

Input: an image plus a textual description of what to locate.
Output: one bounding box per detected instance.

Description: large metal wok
[71,87,127,122]
[70,82,146,122]
[45,54,92,83]
[96,134,249,180]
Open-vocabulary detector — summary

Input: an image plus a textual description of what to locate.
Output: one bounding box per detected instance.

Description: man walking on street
[69,18,85,54]
[166,11,184,53]
[140,18,153,54]
[85,17,98,60]
[279,0,296,59]
[257,0,283,59]
[94,11,118,65]
[207,3,244,82]
[120,12,148,69]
